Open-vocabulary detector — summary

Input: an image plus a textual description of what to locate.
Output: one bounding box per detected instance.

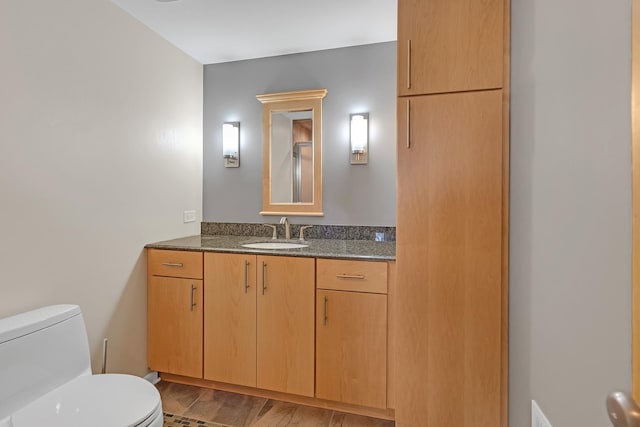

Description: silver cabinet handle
[336,274,365,280]
[261,261,267,295]
[323,296,328,326]
[161,262,183,267]
[244,260,250,293]
[407,39,412,89]
[190,284,196,311]
[406,98,411,149]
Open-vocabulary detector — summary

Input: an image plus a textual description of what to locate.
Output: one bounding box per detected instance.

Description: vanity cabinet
[315,259,388,409]
[148,248,393,417]
[256,255,315,397]
[203,252,315,397]
[397,0,504,96]
[147,249,203,378]
[203,253,256,387]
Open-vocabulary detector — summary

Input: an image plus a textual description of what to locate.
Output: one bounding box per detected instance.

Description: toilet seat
[11,374,162,427]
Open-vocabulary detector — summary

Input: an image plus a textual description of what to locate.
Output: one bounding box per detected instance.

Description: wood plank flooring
[157,381,395,427]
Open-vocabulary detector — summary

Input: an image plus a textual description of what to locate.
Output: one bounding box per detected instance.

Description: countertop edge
[145,235,396,262]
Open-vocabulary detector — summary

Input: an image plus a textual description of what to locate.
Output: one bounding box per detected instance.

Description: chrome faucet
[262,223,277,240]
[279,217,291,240]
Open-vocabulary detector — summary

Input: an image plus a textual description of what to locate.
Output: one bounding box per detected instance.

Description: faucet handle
[262,224,277,240]
[299,225,313,241]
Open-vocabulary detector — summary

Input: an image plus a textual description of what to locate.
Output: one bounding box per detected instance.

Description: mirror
[257,89,327,216]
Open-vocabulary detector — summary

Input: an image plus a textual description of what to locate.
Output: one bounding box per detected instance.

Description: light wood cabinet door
[203,253,257,387]
[397,0,504,96]
[396,90,503,427]
[316,290,387,409]
[147,276,203,378]
[257,255,315,397]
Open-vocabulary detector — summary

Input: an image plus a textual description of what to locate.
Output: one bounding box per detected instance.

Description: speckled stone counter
[145,235,395,261]
[201,222,396,242]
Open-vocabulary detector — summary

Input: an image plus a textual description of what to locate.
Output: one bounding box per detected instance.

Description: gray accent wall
[510,0,631,426]
[203,42,397,226]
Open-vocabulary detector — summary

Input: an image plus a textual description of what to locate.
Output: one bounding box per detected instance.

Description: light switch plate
[183,210,196,223]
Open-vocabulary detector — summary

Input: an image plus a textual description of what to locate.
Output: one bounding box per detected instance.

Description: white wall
[0,0,203,376]
[510,0,632,425]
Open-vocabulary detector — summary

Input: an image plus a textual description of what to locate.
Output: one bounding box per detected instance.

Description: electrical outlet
[183,210,196,223]
[374,232,385,242]
[532,400,553,427]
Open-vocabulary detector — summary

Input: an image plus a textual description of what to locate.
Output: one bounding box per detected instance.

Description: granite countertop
[145,235,395,261]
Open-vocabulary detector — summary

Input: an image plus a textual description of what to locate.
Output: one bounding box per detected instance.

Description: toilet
[0,304,163,427]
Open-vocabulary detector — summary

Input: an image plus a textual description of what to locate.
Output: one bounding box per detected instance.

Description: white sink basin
[242,242,309,250]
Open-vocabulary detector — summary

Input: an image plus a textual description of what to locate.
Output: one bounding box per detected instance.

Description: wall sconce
[350,113,369,164]
[222,122,239,168]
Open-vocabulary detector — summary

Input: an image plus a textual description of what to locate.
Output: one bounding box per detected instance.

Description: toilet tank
[0,304,92,419]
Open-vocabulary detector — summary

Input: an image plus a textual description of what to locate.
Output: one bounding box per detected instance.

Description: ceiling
[111,0,398,65]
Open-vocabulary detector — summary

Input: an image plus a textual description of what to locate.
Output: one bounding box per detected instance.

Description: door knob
[607,391,640,427]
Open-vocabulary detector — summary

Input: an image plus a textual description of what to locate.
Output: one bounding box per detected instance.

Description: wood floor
[157,381,395,427]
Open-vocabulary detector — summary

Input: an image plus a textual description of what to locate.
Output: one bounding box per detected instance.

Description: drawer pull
[336,274,365,280]
[161,262,184,268]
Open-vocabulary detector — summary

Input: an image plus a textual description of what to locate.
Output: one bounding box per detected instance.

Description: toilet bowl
[0,305,163,427]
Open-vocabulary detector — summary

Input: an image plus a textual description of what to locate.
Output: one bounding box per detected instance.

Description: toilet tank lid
[0,305,81,344]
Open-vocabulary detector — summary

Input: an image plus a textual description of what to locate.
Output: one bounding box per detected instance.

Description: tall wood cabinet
[397,0,504,96]
[395,0,509,426]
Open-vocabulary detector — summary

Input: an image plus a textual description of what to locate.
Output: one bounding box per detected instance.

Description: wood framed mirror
[257,89,327,216]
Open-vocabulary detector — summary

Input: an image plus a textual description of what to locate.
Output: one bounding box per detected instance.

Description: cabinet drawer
[148,249,203,279]
[316,259,387,294]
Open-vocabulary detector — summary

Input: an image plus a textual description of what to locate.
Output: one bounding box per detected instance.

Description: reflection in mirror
[257,89,327,216]
[270,110,313,203]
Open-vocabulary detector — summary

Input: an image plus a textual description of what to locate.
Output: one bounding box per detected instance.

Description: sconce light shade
[350,113,369,164]
[222,122,240,168]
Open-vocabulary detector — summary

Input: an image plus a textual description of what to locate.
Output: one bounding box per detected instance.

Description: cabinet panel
[397,0,503,96]
[386,261,396,410]
[316,290,387,409]
[316,259,387,294]
[396,91,503,426]
[257,256,315,397]
[147,275,203,378]
[148,249,203,279]
[203,253,256,387]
